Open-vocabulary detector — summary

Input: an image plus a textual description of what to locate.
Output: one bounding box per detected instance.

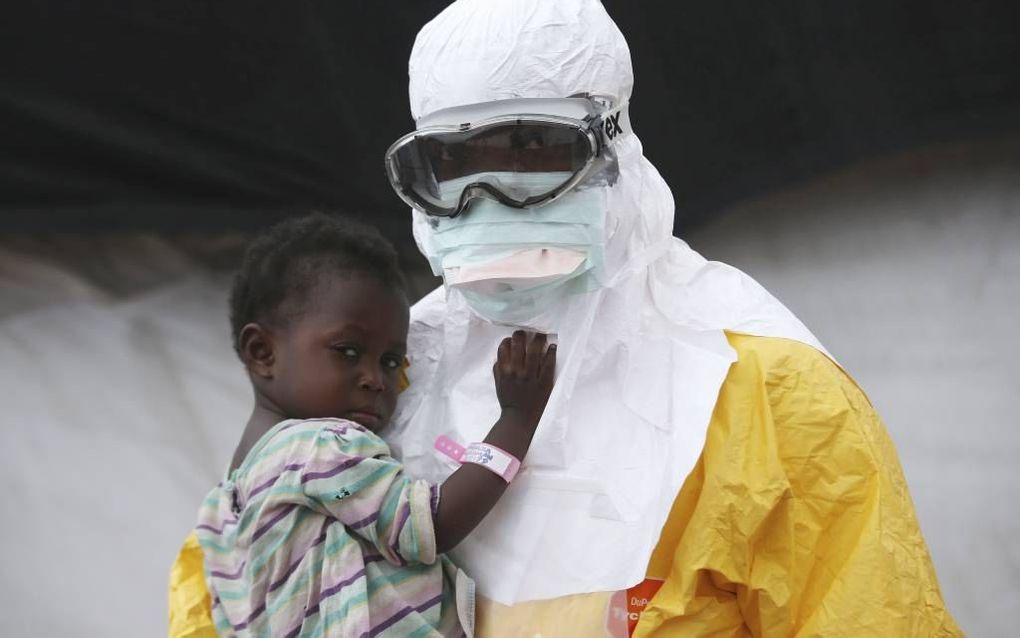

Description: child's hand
[492,330,556,429]
[434,331,556,553]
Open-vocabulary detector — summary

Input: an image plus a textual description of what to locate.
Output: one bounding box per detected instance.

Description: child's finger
[540,343,557,387]
[526,332,547,377]
[497,336,512,360]
[511,330,526,373]
[497,337,513,376]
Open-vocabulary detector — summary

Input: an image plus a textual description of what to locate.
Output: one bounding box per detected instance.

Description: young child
[195,214,556,637]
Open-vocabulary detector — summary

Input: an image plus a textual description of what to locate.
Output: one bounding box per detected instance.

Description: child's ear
[238,323,275,379]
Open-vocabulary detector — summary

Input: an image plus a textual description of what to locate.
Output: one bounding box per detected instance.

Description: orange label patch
[606,578,664,636]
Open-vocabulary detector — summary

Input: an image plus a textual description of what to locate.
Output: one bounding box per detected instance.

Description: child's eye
[333,345,359,358]
[382,356,402,370]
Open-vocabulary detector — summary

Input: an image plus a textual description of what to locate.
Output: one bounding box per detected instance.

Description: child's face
[265,274,409,432]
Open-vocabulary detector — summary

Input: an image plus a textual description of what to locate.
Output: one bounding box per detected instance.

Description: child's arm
[433,330,556,554]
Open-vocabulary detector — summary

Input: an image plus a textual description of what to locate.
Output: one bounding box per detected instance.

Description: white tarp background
[0,237,250,636]
[0,140,1016,636]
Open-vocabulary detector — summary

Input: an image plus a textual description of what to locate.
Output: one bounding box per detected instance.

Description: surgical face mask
[419,171,606,324]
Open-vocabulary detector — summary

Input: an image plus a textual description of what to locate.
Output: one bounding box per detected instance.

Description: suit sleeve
[636,335,961,637]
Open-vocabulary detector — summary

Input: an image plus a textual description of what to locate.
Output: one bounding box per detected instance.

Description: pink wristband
[434,436,521,483]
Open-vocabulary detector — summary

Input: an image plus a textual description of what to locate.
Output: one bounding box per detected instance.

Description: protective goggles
[384,95,630,218]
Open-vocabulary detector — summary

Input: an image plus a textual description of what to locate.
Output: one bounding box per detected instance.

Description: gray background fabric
[1,138,1016,635]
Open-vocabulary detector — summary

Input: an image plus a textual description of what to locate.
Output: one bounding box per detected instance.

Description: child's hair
[228,212,407,355]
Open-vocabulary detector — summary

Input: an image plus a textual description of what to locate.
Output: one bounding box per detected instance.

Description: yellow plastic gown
[168,333,961,637]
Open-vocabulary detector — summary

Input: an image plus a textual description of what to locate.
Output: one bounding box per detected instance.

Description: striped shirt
[195,418,469,637]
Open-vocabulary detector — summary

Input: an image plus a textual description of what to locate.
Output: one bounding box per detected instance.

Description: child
[194,214,556,637]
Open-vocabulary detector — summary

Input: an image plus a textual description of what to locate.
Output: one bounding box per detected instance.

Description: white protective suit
[387,0,828,605]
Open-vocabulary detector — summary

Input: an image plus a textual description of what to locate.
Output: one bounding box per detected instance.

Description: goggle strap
[596,102,631,147]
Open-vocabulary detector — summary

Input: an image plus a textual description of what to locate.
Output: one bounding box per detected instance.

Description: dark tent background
[2,0,1018,236]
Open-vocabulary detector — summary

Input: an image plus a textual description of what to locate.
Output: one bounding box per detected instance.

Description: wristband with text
[434,436,521,483]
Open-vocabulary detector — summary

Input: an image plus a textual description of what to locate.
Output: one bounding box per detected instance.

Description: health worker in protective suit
[383,0,961,636]
[168,0,960,636]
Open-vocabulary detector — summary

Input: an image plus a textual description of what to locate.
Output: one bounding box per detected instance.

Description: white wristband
[463,443,521,483]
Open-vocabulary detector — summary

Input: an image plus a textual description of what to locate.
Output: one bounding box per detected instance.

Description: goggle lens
[388,121,596,216]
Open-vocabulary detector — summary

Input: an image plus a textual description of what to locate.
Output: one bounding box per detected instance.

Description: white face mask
[419,172,607,324]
